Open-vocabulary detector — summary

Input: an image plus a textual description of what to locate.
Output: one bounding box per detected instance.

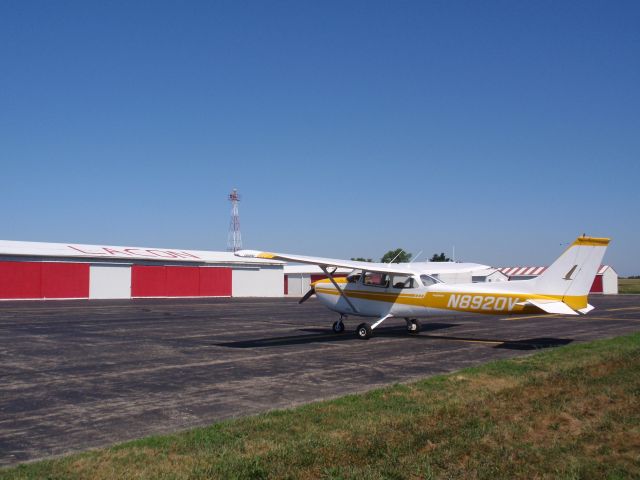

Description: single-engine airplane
[236,236,609,339]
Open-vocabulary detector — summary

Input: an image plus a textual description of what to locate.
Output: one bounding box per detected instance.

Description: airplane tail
[535,236,610,297]
[524,236,610,313]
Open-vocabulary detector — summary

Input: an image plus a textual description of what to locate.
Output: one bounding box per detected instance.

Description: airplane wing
[235,250,416,275]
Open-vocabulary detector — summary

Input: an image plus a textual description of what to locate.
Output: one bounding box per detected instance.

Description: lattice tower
[227,189,242,252]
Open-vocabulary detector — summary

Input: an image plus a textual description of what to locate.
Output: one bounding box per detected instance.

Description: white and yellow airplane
[236,236,609,339]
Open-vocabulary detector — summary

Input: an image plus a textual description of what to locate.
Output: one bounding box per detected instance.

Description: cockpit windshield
[420,274,440,287]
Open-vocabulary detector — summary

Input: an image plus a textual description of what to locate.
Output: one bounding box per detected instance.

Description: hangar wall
[286,273,309,297]
[283,266,351,297]
[599,267,618,294]
[232,266,283,297]
[90,265,131,299]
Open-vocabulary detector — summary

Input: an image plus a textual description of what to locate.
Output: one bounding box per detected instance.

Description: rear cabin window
[363,272,389,288]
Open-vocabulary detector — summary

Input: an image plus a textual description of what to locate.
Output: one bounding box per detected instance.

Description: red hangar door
[0,261,89,299]
[131,265,231,297]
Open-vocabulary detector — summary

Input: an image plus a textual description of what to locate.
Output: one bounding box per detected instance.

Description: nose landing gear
[332,314,347,334]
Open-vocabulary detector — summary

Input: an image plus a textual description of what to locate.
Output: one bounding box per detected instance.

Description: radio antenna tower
[227,188,243,252]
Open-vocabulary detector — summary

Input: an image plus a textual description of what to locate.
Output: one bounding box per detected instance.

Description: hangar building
[0,240,283,300]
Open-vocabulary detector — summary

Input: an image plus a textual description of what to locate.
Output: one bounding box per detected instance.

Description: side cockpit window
[391,274,416,289]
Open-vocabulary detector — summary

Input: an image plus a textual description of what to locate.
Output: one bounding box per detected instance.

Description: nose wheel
[332,315,347,334]
[332,320,345,333]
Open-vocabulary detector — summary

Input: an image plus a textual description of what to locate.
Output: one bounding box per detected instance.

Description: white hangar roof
[0,240,283,266]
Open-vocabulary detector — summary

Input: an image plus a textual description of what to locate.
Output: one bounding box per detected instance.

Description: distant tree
[351,257,373,262]
[381,248,412,263]
[429,252,451,262]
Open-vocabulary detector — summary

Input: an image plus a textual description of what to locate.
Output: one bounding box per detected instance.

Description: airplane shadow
[401,334,572,350]
[493,337,573,350]
[215,322,458,348]
[215,323,574,351]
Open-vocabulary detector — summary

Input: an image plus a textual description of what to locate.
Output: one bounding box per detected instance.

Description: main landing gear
[332,315,422,340]
[355,314,392,340]
[406,318,421,335]
[356,322,372,339]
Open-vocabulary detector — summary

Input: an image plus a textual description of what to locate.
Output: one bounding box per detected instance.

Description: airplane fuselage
[313,277,583,318]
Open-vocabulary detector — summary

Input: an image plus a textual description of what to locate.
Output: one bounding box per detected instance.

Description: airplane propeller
[298,286,315,304]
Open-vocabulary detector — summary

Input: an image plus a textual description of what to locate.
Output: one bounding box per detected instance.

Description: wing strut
[320,265,359,313]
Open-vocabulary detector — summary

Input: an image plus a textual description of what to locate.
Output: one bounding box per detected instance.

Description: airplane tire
[356,323,372,340]
[332,320,345,334]
[407,319,421,335]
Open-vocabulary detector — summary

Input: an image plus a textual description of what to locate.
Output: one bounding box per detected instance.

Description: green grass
[619,278,640,294]
[3,333,640,479]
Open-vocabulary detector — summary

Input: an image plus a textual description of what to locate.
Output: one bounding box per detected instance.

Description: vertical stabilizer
[534,236,610,306]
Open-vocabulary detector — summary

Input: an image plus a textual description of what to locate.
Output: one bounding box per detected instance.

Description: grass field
[619,278,640,294]
[2,333,640,480]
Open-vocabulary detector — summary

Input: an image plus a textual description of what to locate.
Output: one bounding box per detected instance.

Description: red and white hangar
[0,240,283,300]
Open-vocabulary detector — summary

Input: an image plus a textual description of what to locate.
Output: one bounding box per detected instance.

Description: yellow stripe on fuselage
[312,277,348,286]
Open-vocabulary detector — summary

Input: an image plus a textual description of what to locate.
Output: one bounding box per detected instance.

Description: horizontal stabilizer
[577,304,595,315]
[518,299,579,315]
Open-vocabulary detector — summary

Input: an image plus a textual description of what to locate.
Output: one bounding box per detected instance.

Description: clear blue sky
[1,1,639,274]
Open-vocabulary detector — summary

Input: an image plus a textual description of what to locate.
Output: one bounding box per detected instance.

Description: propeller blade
[298,287,315,304]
